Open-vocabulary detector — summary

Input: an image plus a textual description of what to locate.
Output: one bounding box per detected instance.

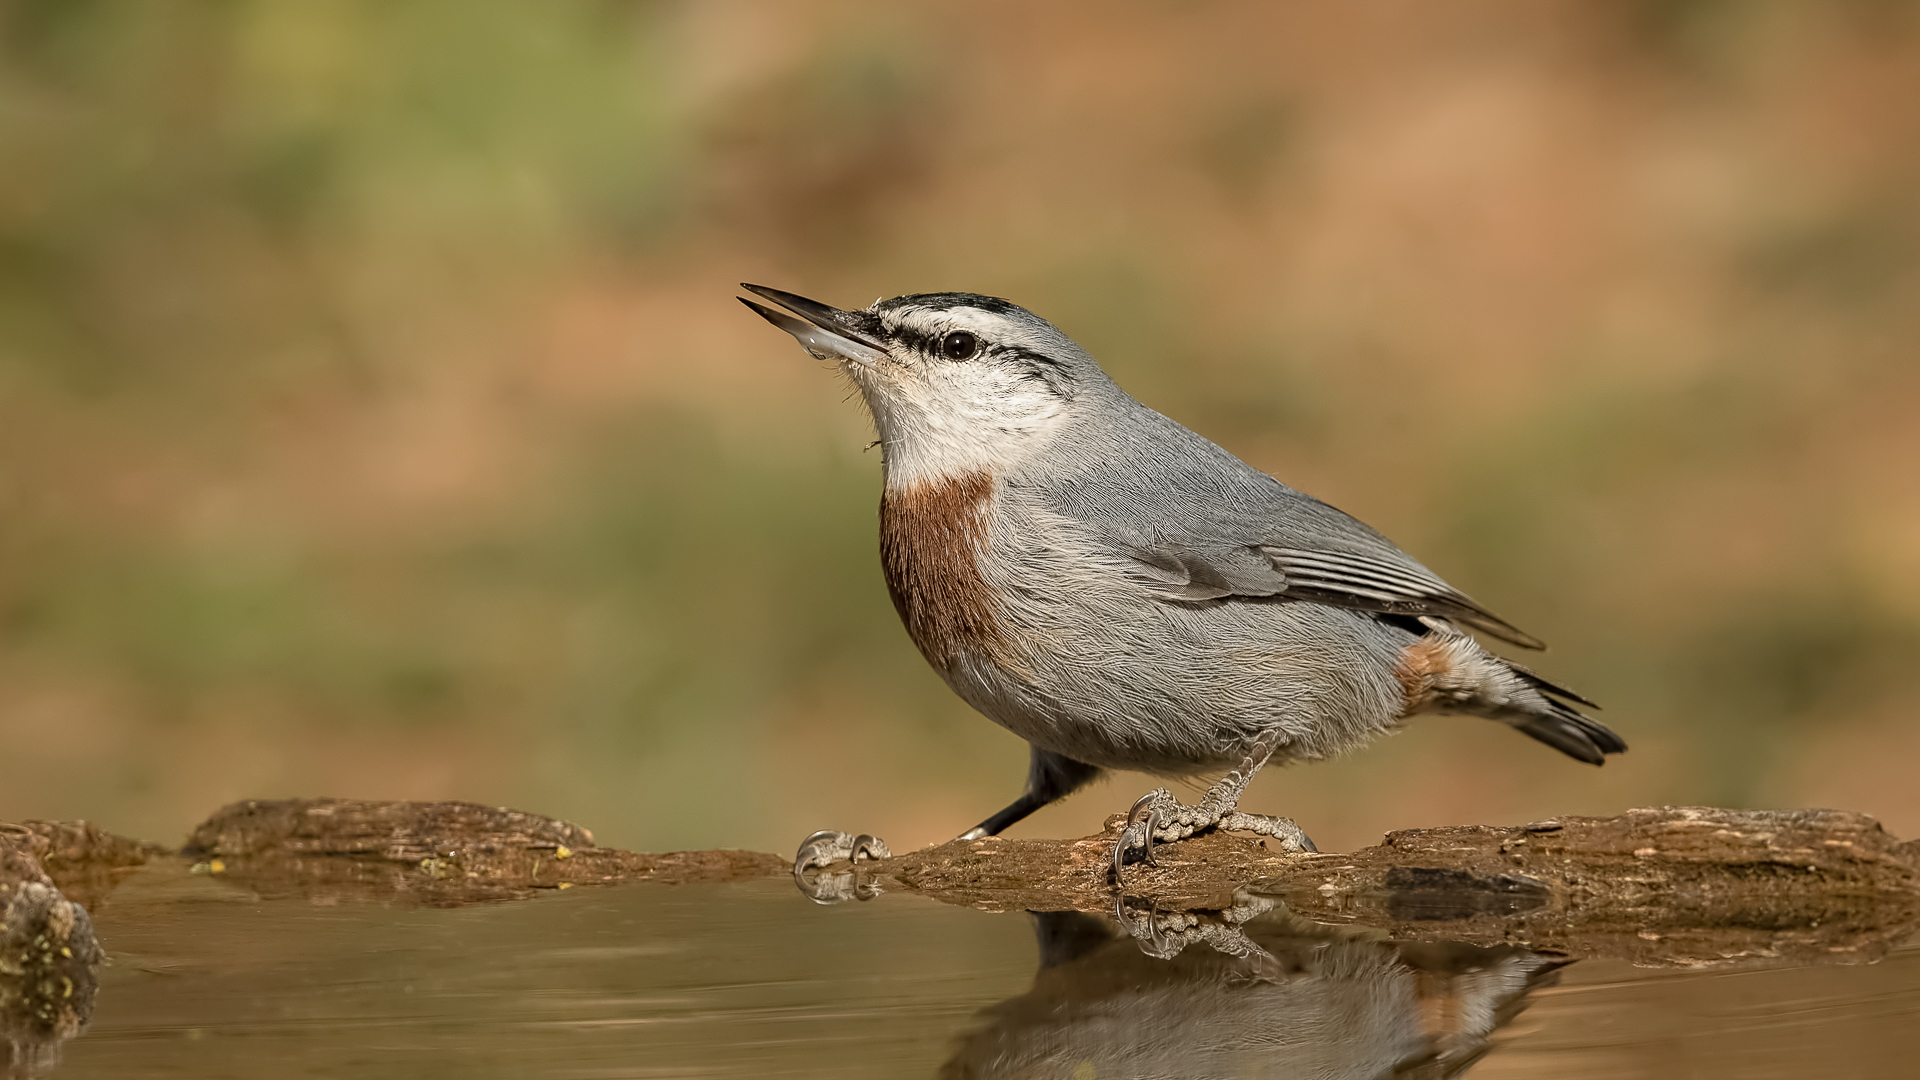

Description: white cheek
[851,365,1066,489]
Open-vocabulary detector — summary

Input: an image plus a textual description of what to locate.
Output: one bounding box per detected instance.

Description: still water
[34,868,1920,1078]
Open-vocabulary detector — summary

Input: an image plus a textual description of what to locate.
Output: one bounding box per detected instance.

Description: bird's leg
[955,795,1044,842]
[1112,729,1315,875]
[956,747,1102,841]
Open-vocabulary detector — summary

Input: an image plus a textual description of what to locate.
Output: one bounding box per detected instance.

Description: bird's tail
[1508,670,1627,765]
[1396,626,1626,765]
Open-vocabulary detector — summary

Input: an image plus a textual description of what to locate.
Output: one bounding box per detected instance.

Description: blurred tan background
[2,0,1917,857]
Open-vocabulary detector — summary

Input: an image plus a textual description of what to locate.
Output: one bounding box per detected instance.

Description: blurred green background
[2,0,1917,856]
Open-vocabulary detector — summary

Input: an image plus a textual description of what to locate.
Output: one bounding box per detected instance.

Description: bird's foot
[791,830,890,905]
[1113,891,1293,980]
[1111,789,1315,875]
[794,830,891,872]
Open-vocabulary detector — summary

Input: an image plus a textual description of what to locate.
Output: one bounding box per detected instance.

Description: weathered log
[181,798,786,905]
[11,801,1918,972]
[871,806,1920,967]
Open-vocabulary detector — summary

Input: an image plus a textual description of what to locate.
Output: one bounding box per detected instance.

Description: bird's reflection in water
[942,897,1564,1080]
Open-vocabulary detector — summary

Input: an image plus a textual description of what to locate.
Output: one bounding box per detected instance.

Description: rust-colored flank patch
[1393,636,1452,716]
[879,472,1004,669]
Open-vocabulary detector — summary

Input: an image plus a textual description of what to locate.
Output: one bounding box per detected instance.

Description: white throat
[848,362,1068,490]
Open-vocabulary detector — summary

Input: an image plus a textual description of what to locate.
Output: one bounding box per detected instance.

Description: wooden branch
[178,798,788,906]
[21,801,1903,1079]
[8,801,1918,974]
[870,806,1920,967]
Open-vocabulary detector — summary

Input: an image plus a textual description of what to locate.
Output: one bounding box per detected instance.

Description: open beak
[739,284,888,364]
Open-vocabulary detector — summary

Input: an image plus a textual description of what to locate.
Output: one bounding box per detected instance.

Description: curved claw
[849,834,892,863]
[792,829,890,905]
[1113,895,1186,961]
[1127,791,1159,849]
[793,867,884,905]
[792,829,893,872]
[1141,902,1172,958]
[793,867,851,904]
[1111,791,1163,876]
[794,830,853,873]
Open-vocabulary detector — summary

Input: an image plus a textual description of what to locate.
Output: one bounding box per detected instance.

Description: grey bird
[740,285,1624,873]
[942,908,1563,1080]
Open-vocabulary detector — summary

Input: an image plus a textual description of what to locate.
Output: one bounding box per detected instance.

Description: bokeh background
[3,0,1917,856]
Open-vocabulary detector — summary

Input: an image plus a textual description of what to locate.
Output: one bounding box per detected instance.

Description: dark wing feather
[1260,546,1547,650]
[1122,540,1545,649]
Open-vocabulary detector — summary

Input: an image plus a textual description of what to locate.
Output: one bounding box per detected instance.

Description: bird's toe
[793,829,854,873]
[1110,791,1167,875]
[1217,811,1316,854]
[791,829,890,905]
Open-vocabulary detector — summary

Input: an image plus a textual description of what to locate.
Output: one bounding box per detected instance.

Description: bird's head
[741,285,1105,489]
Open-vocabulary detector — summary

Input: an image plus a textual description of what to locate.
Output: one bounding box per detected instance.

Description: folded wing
[1258,545,1545,650]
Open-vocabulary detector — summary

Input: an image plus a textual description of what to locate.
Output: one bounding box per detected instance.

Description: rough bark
[181,798,787,905]
[8,801,1918,972]
[9,800,1907,1078]
[870,806,1920,967]
[7,796,1902,1080]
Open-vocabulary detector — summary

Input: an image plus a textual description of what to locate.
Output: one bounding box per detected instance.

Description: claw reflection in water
[941,902,1563,1080]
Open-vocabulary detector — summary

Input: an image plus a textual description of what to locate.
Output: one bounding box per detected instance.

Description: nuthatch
[944,907,1563,1077]
[742,285,1623,876]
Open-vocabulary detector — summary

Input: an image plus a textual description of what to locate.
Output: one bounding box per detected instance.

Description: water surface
[36,869,1920,1078]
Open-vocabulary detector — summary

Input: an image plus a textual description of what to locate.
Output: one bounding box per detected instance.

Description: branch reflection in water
[943,896,1562,1080]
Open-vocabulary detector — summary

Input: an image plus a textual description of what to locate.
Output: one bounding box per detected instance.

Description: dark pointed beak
[738,284,887,363]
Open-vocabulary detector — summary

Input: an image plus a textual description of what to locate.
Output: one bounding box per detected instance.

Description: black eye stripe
[879,325,1068,377]
[879,324,984,359]
[885,325,939,355]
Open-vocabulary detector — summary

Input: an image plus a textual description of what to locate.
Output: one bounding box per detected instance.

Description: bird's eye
[940,331,979,361]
